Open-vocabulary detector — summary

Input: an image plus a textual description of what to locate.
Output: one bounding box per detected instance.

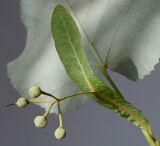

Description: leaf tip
[54,5,65,14]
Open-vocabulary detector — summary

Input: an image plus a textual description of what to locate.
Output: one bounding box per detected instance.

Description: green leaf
[51,5,152,135]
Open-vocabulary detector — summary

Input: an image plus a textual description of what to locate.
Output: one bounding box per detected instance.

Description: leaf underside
[7,0,160,114]
[7,0,90,114]
[67,0,160,81]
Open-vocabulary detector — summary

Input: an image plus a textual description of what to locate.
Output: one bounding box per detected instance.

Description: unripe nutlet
[29,85,41,98]
[54,127,66,140]
[16,97,29,108]
[34,116,47,128]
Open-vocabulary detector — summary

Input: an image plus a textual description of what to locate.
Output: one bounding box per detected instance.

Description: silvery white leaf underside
[7,0,160,113]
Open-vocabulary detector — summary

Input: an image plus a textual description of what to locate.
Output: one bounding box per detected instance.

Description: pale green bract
[7,0,160,113]
[51,5,152,135]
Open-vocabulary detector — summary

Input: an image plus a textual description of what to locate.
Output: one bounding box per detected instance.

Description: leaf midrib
[58,12,95,92]
[96,91,151,134]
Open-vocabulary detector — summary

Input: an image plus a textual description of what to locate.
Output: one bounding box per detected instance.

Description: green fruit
[29,85,41,98]
[16,97,29,108]
[34,116,47,128]
[54,127,66,140]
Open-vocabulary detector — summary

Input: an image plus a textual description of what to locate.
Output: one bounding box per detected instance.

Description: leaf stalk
[141,129,159,146]
[101,66,158,146]
[100,66,123,98]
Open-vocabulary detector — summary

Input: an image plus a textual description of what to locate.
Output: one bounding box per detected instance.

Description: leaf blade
[67,0,160,80]
[7,0,89,113]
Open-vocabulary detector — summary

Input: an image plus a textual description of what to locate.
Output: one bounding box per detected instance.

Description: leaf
[51,5,153,135]
[7,0,160,113]
[67,0,160,80]
[7,0,89,113]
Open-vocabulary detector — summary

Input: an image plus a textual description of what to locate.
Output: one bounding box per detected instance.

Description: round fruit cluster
[16,85,66,140]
